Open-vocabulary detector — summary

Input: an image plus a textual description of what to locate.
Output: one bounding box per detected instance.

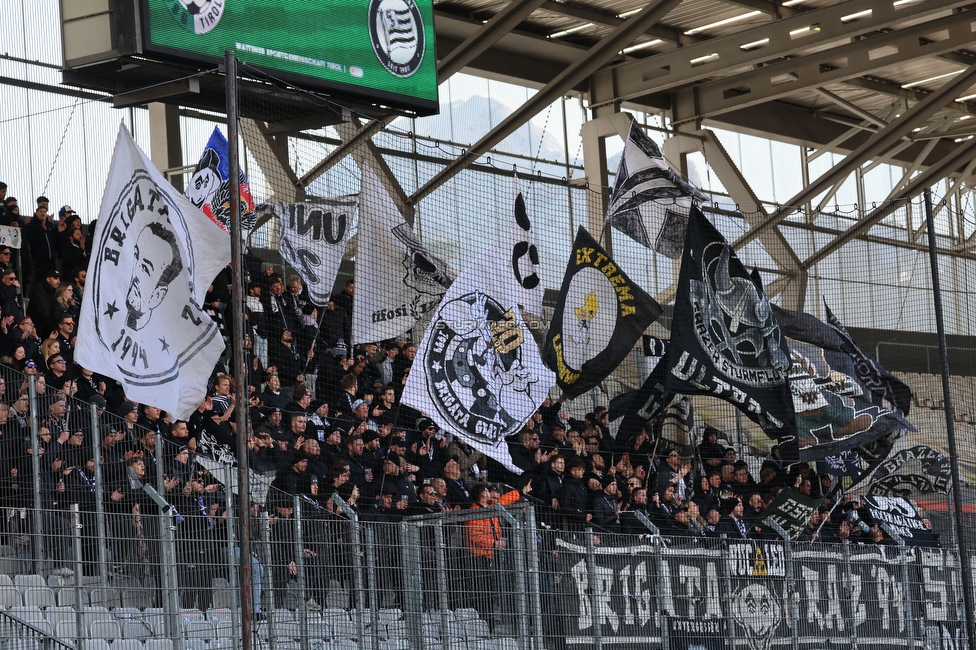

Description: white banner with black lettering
[77,125,229,418]
[352,166,454,344]
[261,197,356,306]
[401,245,555,473]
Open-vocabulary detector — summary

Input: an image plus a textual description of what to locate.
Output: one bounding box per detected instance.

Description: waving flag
[352,166,454,344]
[511,176,544,317]
[664,206,795,449]
[185,127,257,239]
[260,197,357,306]
[77,125,229,418]
[605,121,706,258]
[402,245,555,473]
[542,227,661,398]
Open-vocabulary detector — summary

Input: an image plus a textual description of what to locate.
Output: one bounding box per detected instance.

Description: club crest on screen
[369,0,426,78]
[167,0,225,35]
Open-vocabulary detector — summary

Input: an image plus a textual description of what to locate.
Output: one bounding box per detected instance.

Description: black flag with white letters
[542,227,662,399]
[664,206,795,449]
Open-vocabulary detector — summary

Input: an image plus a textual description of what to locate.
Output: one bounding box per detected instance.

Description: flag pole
[225,51,254,650]
[924,187,975,649]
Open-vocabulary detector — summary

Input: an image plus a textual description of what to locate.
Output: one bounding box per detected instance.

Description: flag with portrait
[77,125,229,419]
[352,166,455,344]
[185,127,257,239]
[664,206,795,453]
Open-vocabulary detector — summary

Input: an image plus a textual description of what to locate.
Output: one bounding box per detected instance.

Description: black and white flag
[825,301,913,415]
[401,245,556,473]
[542,227,662,398]
[772,304,914,463]
[260,197,356,306]
[352,166,455,344]
[865,443,953,496]
[511,176,543,318]
[755,488,823,540]
[77,125,229,418]
[665,206,795,447]
[605,120,707,259]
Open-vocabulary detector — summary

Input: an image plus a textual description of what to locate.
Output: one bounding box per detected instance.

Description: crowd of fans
[0,183,923,620]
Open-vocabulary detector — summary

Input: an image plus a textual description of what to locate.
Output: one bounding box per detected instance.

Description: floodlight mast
[226,50,254,650]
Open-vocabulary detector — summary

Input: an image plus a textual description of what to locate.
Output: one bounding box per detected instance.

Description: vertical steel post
[524,507,545,650]
[510,519,530,648]
[365,524,381,650]
[89,404,109,610]
[433,521,451,650]
[718,535,737,644]
[223,465,240,648]
[654,536,670,650]
[400,521,425,650]
[924,187,976,650]
[224,50,254,650]
[766,519,799,650]
[260,511,276,649]
[28,374,42,574]
[584,528,602,650]
[292,497,309,650]
[331,494,366,643]
[70,504,84,650]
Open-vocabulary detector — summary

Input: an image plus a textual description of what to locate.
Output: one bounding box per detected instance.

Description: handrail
[0,610,75,649]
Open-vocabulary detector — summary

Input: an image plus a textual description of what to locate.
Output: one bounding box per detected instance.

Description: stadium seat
[57,587,88,607]
[22,586,56,609]
[14,574,45,596]
[55,619,79,639]
[145,640,176,650]
[121,619,154,640]
[121,588,154,609]
[89,619,122,640]
[83,640,111,650]
[0,584,22,608]
[185,620,215,640]
[112,640,146,650]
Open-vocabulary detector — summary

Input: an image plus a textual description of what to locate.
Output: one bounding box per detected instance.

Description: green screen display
[142,0,438,114]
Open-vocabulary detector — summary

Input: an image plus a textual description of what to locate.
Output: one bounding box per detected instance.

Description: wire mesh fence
[2,52,976,650]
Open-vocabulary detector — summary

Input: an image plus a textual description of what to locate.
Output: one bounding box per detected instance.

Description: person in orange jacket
[464,481,531,627]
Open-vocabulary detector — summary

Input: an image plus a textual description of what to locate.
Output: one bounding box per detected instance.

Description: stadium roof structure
[414,0,976,308]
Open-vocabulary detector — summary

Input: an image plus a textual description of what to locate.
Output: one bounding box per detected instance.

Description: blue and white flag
[186,127,257,239]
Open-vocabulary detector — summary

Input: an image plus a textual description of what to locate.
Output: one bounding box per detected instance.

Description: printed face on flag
[88,171,218,389]
[186,127,257,236]
[77,125,229,419]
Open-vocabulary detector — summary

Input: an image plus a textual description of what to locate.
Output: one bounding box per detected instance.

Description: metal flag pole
[225,50,254,650]
[924,187,975,649]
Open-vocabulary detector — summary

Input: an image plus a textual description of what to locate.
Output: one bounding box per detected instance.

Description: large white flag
[77,125,230,418]
[402,245,556,473]
[352,166,454,344]
[510,175,543,318]
[260,197,356,306]
[605,121,706,259]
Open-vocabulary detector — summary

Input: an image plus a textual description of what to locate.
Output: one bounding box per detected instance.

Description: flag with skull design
[664,206,796,455]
